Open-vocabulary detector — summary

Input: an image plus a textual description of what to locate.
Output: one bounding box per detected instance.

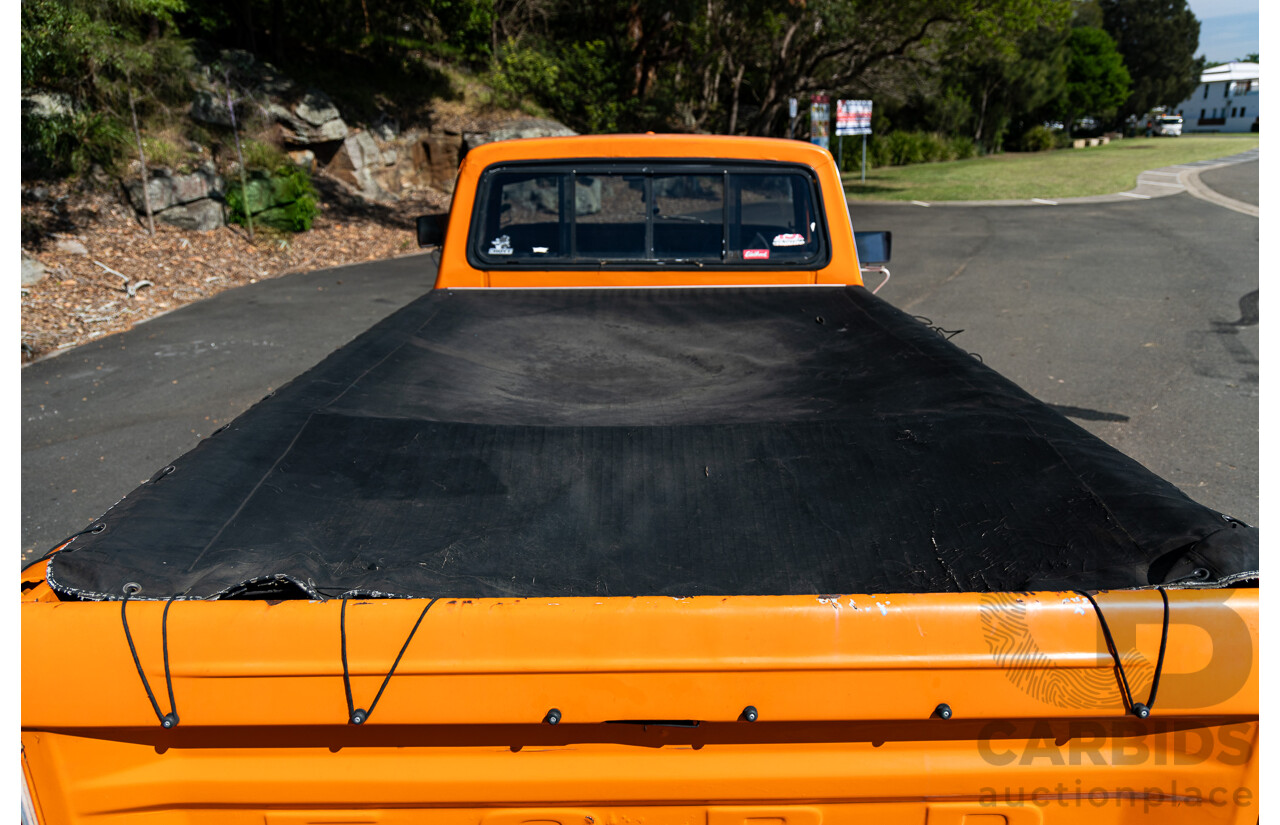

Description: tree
[22,0,193,175]
[1098,0,1202,119]
[1059,26,1130,131]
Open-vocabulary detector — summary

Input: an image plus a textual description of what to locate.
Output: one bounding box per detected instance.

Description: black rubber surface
[45,286,1257,600]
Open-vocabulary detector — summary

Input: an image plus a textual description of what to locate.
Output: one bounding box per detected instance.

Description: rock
[372,115,399,141]
[22,92,77,119]
[126,170,177,213]
[325,132,390,197]
[267,97,348,145]
[156,199,225,231]
[411,134,463,193]
[171,163,224,204]
[503,179,560,214]
[462,118,577,155]
[190,90,235,127]
[21,252,47,286]
[126,165,224,215]
[371,165,403,196]
[295,89,341,127]
[575,177,602,215]
[288,149,316,172]
[54,238,88,255]
[493,175,601,216]
[348,132,385,169]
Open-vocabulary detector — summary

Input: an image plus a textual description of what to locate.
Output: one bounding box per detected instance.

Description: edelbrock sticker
[743,249,770,260]
[488,235,513,255]
[772,233,805,247]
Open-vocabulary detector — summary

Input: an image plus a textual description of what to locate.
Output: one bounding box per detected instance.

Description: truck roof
[460,133,840,166]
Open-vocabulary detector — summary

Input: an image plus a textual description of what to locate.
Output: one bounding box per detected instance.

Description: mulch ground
[21,173,449,363]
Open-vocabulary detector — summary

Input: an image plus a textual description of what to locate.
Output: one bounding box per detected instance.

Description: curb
[849,148,1258,211]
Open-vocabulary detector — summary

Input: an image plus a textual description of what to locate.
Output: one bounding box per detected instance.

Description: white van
[1147,114,1183,136]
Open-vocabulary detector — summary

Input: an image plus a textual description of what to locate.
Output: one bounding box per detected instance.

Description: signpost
[836,99,873,182]
[809,95,830,149]
[788,97,798,139]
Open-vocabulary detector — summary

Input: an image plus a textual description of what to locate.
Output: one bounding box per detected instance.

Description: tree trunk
[727,62,745,135]
[628,2,645,97]
[128,90,155,237]
[226,73,254,241]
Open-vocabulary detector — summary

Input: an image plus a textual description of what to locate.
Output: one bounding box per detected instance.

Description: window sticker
[772,233,805,247]
[744,249,770,260]
[532,246,549,254]
[488,235,513,255]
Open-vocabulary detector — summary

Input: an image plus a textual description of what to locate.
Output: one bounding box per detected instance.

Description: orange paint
[433,135,863,289]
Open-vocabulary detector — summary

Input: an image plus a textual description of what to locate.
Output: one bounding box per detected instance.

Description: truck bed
[44,284,1256,602]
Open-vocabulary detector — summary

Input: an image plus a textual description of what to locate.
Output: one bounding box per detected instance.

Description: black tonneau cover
[47,286,1257,600]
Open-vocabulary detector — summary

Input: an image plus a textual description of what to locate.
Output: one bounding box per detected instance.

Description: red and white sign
[743,249,770,260]
[837,99,872,136]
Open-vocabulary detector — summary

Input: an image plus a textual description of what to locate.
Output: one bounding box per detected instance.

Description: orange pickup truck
[22,135,1258,824]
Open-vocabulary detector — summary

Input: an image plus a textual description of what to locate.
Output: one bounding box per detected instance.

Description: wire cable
[341,596,440,724]
[1076,588,1170,718]
[120,588,180,728]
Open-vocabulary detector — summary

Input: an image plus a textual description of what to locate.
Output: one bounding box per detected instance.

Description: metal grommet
[123,582,142,596]
[91,523,106,534]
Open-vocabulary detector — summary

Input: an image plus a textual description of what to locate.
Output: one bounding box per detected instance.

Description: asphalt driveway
[22,183,1259,561]
[1198,159,1258,206]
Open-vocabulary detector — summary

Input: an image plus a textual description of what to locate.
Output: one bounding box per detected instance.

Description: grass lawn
[842,134,1259,202]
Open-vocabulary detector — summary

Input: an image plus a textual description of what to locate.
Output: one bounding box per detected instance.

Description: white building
[1171,62,1259,133]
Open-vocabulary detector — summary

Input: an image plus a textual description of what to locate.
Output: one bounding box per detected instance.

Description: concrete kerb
[852,148,1259,212]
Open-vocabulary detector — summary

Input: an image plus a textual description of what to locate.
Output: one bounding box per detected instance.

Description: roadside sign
[837,100,872,135]
[810,95,830,149]
[836,99,873,182]
[789,97,798,119]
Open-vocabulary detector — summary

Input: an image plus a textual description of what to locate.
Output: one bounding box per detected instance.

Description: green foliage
[22,0,193,177]
[141,134,185,169]
[862,131,977,168]
[948,135,979,160]
[22,109,131,176]
[1099,0,1202,119]
[1020,124,1057,151]
[225,165,318,233]
[490,38,633,133]
[1060,26,1130,128]
[240,139,289,172]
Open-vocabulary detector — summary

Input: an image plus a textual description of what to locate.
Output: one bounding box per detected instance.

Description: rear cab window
[468,161,830,270]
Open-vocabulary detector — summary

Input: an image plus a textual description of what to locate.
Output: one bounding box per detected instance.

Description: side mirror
[854,230,891,265]
[416,214,448,248]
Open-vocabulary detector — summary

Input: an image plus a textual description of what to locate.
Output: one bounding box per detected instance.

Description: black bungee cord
[1076,588,1170,718]
[341,596,440,725]
[120,586,181,729]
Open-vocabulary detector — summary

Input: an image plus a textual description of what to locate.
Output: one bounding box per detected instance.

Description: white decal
[772,233,805,247]
[743,249,770,260]
[488,235,513,255]
[532,246,549,254]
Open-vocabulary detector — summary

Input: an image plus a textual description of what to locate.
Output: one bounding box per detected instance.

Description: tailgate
[22,589,1259,824]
